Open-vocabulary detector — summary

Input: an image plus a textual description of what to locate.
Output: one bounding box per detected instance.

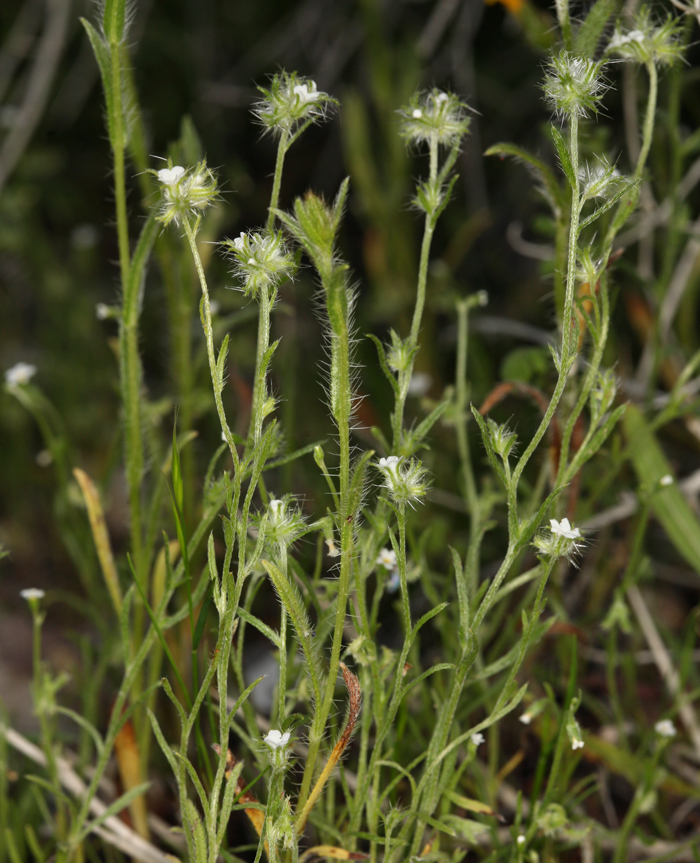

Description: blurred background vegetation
[3,0,700,850]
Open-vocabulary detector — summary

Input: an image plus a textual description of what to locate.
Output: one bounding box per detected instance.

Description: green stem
[183,218,240,470]
[512,113,580,489]
[267,132,289,232]
[297,275,354,812]
[251,285,274,445]
[393,133,438,450]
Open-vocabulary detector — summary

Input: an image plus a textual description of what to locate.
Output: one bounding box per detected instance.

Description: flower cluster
[542,52,608,119]
[606,9,684,67]
[259,497,307,548]
[533,518,584,561]
[5,362,37,387]
[222,230,295,298]
[252,72,335,138]
[377,456,429,508]
[579,158,622,203]
[154,161,218,228]
[399,89,471,147]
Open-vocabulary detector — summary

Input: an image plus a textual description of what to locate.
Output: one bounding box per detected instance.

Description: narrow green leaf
[551,126,577,190]
[367,333,400,396]
[574,0,622,58]
[128,554,191,708]
[624,405,700,571]
[579,181,638,231]
[77,782,151,842]
[263,439,326,472]
[486,142,565,214]
[172,426,183,514]
[192,583,213,651]
[261,559,323,704]
[237,607,282,649]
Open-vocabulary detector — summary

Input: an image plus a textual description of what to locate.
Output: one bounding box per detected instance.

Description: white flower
[412,108,422,119]
[378,456,401,477]
[95,303,111,320]
[376,548,397,570]
[264,729,291,749]
[157,165,186,185]
[20,588,45,600]
[293,81,320,104]
[660,474,674,487]
[517,834,526,846]
[519,712,532,725]
[233,232,246,251]
[571,738,585,750]
[325,538,340,558]
[655,719,677,738]
[36,450,53,467]
[5,362,37,387]
[269,499,284,521]
[471,732,485,747]
[407,372,432,397]
[550,518,581,540]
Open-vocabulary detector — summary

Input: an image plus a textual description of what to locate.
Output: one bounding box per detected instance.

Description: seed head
[542,52,608,119]
[399,88,471,147]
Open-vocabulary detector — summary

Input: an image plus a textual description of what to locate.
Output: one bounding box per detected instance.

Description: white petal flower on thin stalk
[471,732,485,747]
[20,588,45,601]
[264,729,291,749]
[533,518,584,561]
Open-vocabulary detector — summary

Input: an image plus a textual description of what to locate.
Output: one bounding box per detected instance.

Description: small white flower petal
[20,588,45,600]
[654,719,677,738]
[158,166,186,185]
[263,729,290,749]
[5,362,37,387]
